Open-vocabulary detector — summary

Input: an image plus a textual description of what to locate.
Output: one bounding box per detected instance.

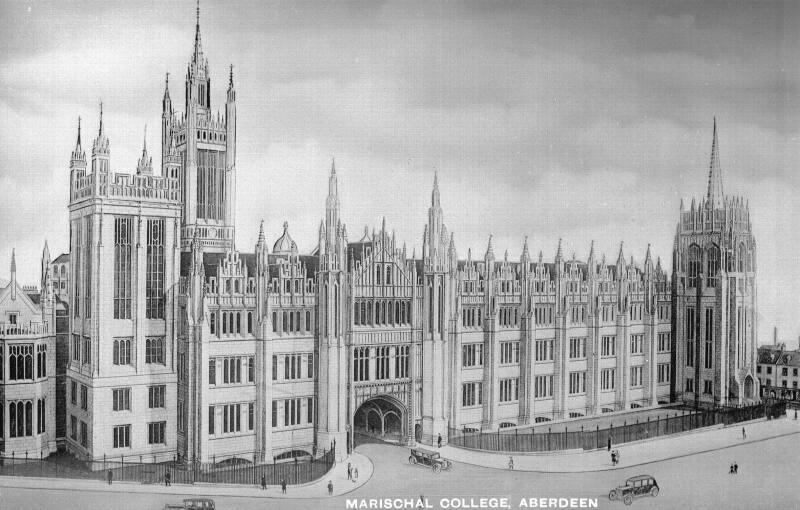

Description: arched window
[295,280,301,293]
[234,279,240,294]
[222,312,228,334]
[354,303,359,325]
[25,401,32,436]
[295,311,301,333]
[376,266,382,285]
[236,312,241,334]
[225,279,232,293]
[285,280,291,293]
[229,312,234,334]
[210,312,216,335]
[272,312,277,333]
[25,352,33,379]
[707,244,720,287]
[367,301,372,326]
[688,244,701,288]
[305,311,311,332]
[738,243,746,273]
[247,312,253,334]
[386,266,392,285]
[283,312,289,333]
[9,402,16,437]
[395,301,401,325]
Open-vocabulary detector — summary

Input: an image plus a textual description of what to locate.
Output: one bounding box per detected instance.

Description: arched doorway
[353,396,406,446]
[744,375,755,400]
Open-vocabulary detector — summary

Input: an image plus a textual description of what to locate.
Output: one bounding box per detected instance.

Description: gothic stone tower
[672,120,759,407]
[163,2,237,253]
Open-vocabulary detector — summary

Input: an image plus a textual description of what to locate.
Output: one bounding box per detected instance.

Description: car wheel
[609,490,618,501]
[650,487,659,497]
[433,464,442,474]
[623,495,633,506]
[409,456,417,465]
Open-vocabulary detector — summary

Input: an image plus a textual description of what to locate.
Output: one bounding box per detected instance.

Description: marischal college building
[0,4,761,465]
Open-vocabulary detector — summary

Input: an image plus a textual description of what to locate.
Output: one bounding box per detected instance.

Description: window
[704,308,713,369]
[145,337,165,364]
[499,378,518,402]
[283,398,303,427]
[657,363,670,384]
[82,337,91,366]
[72,334,79,362]
[80,385,88,410]
[37,398,46,434]
[272,401,277,428]
[354,347,370,382]
[395,345,409,378]
[630,334,643,355]
[569,371,586,395]
[247,312,253,334]
[569,337,587,359]
[686,378,695,393]
[73,219,81,317]
[113,388,131,411]
[630,366,643,387]
[376,347,390,380]
[209,359,216,385]
[148,421,166,444]
[767,366,772,375]
[9,344,34,380]
[462,343,484,367]
[782,367,788,377]
[500,342,520,364]
[462,382,482,407]
[210,312,216,334]
[71,380,77,405]
[703,379,713,395]
[113,338,131,365]
[113,217,133,319]
[148,385,166,409]
[272,355,277,381]
[223,404,241,433]
[688,244,701,288]
[601,336,616,357]
[706,245,720,287]
[80,420,88,447]
[223,357,242,384]
[146,219,165,319]
[248,402,255,431]
[36,345,47,378]
[8,400,33,437]
[535,339,554,361]
[534,375,553,398]
[686,308,695,367]
[283,354,302,380]
[208,406,215,435]
[69,415,77,441]
[307,353,314,380]
[113,425,130,448]
[658,332,671,353]
[601,369,615,391]
[307,397,314,423]
[248,356,255,383]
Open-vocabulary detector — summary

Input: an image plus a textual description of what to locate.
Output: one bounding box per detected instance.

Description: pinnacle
[707,117,724,207]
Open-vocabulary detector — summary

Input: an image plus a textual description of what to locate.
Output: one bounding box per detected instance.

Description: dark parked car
[608,475,659,505]
[408,447,452,473]
[164,498,216,510]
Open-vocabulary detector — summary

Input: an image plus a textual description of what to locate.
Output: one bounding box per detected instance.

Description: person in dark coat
[328,480,334,495]
[438,434,442,448]
[281,479,287,494]
[164,470,171,486]
[734,461,738,474]
[107,469,113,485]
[607,437,612,451]
[261,474,267,490]
[347,462,352,480]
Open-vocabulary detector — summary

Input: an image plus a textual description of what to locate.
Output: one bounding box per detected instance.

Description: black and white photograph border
[0,1,798,509]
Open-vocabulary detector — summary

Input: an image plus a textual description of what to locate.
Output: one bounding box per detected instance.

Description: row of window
[207,276,256,295]
[272,353,314,381]
[209,310,254,336]
[110,337,165,366]
[758,366,800,377]
[70,380,89,411]
[271,310,313,334]
[2,399,46,438]
[353,300,411,327]
[270,398,314,428]
[111,217,167,320]
[684,378,715,396]
[2,344,47,381]
[71,334,91,366]
[498,307,519,328]
[209,356,255,385]
[109,385,167,411]
[353,346,410,382]
[109,421,166,448]
[208,403,255,435]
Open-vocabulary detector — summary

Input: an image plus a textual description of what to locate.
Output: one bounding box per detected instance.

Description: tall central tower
[671,120,759,406]
[163,1,237,252]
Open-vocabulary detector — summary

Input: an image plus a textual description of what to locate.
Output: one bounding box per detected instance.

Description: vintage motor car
[608,475,659,505]
[163,498,216,510]
[408,447,453,473]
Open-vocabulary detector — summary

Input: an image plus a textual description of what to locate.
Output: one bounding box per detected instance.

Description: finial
[555,238,563,259]
[229,64,234,86]
[76,116,82,147]
[257,219,266,244]
[11,248,16,273]
[331,157,336,175]
[196,0,200,28]
[283,221,289,233]
[143,124,147,153]
[98,101,104,135]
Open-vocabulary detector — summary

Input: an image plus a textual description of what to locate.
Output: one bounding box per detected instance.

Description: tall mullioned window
[196,149,226,220]
[84,216,92,318]
[687,244,701,288]
[686,307,696,367]
[146,219,165,319]
[706,245,720,287]
[114,217,133,319]
[73,220,81,318]
[704,308,714,369]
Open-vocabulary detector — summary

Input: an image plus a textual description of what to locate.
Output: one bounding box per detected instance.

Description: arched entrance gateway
[353,396,407,447]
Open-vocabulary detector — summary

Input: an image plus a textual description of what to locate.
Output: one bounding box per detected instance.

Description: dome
[273,221,297,255]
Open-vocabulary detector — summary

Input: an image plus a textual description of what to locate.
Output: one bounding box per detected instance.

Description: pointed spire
[588,240,595,263]
[555,238,563,261]
[142,124,147,154]
[504,249,509,262]
[617,241,625,265]
[257,220,266,245]
[485,235,495,260]
[521,236,530,262]
[645,243,652,264]
[431,171,440,207]
[193,0,204,65]
[11,248,16,273]
[229,64,234,87]
[707,117,724,207]
[76,116,82,148]
[538,250,543,264]
[98,101,104,136]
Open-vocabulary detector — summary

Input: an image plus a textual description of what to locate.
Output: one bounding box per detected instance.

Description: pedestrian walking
[328,480,334,495]
[438,434,442,448]
[347,462,352,480]
[742,427,746,440]
[107,469,113,485]
[611,451,617,466]
[615,450,620,465]
[734,461,738,474]
[164,470,171,486]
[607,436,611,451]
[352,467,359,482]
[508,456,514,470]
[261,474,267,490]
[281,479,287,494]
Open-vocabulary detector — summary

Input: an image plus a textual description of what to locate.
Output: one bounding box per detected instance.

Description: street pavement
[0,416,798,509]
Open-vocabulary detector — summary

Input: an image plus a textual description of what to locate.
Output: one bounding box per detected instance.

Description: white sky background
[0,0,798,345]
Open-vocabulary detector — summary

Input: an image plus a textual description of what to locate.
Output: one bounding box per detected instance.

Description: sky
[0,0,798,345]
